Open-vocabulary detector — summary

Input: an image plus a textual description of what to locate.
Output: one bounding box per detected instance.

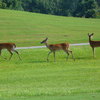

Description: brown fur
[48,43,69,51]
[88,33,100,57]
[0,43,16,49]
[41,38,75,61]
[0,43,21,60]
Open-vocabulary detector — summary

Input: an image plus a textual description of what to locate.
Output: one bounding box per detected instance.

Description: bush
[0,1,6,9]
[85,9,96,18]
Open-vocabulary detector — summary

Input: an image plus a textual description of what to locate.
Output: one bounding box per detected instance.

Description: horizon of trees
[0,0,100,18]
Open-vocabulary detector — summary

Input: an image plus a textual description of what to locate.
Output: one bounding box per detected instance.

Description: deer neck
[44,42,49,48]
[89,37,94,47]
[89,37,92,43]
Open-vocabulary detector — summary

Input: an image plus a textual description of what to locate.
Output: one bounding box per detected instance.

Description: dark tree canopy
[0,0,99,18]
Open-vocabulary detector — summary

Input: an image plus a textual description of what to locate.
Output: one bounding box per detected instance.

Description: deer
[88,33,100,57]
[0,43,21,60]
[41,38,75,62]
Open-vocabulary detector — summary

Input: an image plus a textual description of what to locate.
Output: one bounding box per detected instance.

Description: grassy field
[0,9,100,47]
[0,46,100,100]
[0,9,100,100]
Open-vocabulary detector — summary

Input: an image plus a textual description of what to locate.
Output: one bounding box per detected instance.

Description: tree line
[0,0,100,18]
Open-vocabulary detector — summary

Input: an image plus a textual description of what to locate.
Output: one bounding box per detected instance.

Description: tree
[73,0,96,18]
[2,0,23,10]
[85,9,96,17]
[0,1,6,8]
[0,0,99,18]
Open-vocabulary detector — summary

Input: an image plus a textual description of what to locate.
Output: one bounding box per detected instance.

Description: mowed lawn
[0,9,100,47]
[0,9,100,100]
[0,46,100,100]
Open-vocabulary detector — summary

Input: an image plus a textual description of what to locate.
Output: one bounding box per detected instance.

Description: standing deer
[88,33,100,57]
[0,43,21,60]
[41,38,75,61]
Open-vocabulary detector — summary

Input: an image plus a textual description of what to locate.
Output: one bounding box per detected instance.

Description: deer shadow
[28,60,47,63]
[75,56,95,60]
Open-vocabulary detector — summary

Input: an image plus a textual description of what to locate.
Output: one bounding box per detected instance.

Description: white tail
[41,38,75,61]
[0,43,21,60]
[88,33,100,57]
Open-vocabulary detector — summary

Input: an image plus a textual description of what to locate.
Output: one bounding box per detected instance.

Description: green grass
[0,46,100,99]
[0,9,100,100]
[1,94,100,100]
[0,9,100,47]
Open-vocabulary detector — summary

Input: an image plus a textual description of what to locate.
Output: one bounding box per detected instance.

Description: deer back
[48,43,69,51]
[90,41,100,47]
[0,43,16,49]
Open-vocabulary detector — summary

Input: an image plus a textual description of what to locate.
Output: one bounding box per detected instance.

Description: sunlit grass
[0,9,100,100]
[0,9,100,47]
[0,46,100,99]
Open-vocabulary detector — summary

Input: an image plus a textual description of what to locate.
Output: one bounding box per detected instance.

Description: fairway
[0,9,100,100]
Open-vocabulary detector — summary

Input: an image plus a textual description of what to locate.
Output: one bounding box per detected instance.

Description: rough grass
[0,9,100,47]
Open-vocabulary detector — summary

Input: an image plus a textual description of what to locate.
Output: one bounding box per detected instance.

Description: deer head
[41,38,48,44]
[88,33,94,39]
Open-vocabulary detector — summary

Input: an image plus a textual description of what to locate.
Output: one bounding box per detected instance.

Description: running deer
[41,38,75,61]
[0,43,21,60]
[88,33,100,57]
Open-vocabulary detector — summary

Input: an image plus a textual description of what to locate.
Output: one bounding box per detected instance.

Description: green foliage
[1,0,23,10]
[73,0,97,18]
[96,0,100,6]
[85,9,96,18]
[0,0,100,18]
[0,1,6,8]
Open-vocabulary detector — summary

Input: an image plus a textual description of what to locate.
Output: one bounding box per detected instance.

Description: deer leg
[92,47,95,58]
[7,50,13,60]
[13,50,21,60]
[68,50,75,61]
[53,51,56,62]
[47,51,52,61]
[64,50,69,60]
[0,50,1,57]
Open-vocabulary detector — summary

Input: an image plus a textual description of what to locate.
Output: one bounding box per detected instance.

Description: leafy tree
[0,0,99,18]
[0,1,6,8]
[85,9,96,17]
[73,0,96,18]
[96,0,100,6]
[2,0,23,10]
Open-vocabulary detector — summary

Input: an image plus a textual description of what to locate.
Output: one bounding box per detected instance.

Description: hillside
[0,9,100,47]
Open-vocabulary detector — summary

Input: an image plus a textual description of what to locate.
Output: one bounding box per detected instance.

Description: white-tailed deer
[41,38,75,61]
[88,33,100,57]
[0,43,21,60]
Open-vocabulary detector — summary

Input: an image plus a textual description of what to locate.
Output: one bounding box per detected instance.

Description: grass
[0,46,100,100]
[0,9,100,47]
[0,9,100,100]
[1,94,100,100]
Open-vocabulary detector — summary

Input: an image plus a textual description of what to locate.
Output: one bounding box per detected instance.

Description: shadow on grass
[74,56,98,60]
[27,60,47,63]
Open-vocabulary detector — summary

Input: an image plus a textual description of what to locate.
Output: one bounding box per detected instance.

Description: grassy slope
[0,9,100,47]
[0,9,100,100]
